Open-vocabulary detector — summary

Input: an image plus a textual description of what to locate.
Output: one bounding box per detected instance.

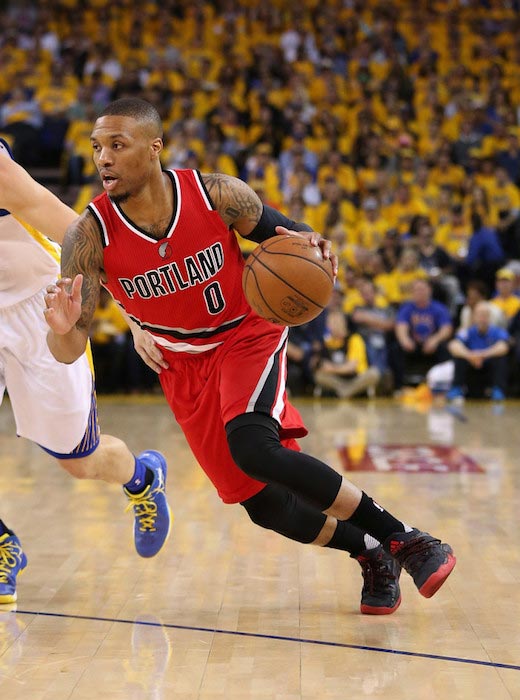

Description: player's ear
[151,138,163,158]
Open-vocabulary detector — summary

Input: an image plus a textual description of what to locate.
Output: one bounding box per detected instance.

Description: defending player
[0,137,171,604]
[45,99,456,615]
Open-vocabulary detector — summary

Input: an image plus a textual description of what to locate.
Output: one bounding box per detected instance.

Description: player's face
[90,115,161,203]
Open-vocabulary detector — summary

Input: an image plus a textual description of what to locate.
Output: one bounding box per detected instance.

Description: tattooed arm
[44,210,104,363]
[201,173,337,274]
[201,173,263,235]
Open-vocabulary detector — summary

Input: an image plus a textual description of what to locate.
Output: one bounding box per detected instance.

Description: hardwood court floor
[0,395,520,699]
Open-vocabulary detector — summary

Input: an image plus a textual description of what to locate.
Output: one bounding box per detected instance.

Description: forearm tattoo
[202,173,262,228]
[61,210,103,333]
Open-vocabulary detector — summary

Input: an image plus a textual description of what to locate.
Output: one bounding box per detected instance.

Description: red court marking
[337,444,484,473]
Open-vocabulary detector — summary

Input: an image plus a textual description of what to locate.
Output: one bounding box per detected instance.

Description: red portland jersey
[88,169,252,353]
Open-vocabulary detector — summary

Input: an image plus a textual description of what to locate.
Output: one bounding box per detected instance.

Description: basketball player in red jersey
[45,98,456,615]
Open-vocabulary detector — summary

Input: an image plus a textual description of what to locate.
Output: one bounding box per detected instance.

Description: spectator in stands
[393,247,428,303]
[354,197,389,252]
[490,267,520,321]
[394,278,453,389]
[459,212,505,292]
[414,216,463,314]
[377,227,403,274]
[452,118,482,171]
[498,130,520,186]
[446,301,509,402]
[314,304,380,400]
[459,280,505,330]
[436,203,473,265]
[493,166,520,259]
[90,287,129,394]
[383,182,429,237]
[286,311,326,397]
[351,277,395,392]
[0,86,42,166]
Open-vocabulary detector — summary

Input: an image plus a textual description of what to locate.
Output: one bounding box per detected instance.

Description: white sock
[363,534,381,550]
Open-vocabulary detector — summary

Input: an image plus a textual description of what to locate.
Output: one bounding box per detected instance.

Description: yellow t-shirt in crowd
[324,332,368,374]
[92,300,129,344]
[490,295,520,319]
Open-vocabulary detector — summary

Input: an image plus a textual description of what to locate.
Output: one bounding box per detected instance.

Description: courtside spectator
[394,278,453,389]
[447,301,509,402]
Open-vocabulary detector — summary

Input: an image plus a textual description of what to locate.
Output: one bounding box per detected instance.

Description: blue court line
[12,609,520,672]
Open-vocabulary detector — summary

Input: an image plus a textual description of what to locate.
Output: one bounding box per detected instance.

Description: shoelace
[125,486,159,532]
[360,557,398,594]
[394,535,442,573]
[0,540,21,584]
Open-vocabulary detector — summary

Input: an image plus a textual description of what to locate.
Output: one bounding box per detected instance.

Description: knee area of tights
[227,424,280,469]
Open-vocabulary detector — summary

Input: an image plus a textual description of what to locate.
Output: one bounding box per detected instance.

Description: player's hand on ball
[275,226,338,278]
[132,328,169,373]
[43,275,83,334]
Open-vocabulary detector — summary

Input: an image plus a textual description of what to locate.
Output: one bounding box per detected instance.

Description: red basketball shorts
[159,314,307,504]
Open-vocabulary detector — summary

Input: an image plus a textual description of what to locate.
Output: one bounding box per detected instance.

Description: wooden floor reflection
[0,395,519,699]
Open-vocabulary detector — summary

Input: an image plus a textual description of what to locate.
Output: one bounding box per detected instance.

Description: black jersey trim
[194,170,216,210]
[109,170,179,241]
[87,204,108,248]
[132,314,247,340]
[252,337,286,414]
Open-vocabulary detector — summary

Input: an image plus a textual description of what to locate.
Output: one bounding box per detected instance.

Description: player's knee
[226,413,281,480]
[57,454,98,480]
[241,484,321,544]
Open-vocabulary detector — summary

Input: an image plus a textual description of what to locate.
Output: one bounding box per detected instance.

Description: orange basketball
[242,234,334,326]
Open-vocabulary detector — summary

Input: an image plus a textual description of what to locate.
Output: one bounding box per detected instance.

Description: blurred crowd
[1,0,520,399]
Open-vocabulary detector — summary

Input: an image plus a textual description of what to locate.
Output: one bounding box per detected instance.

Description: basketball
[242,234,334,326]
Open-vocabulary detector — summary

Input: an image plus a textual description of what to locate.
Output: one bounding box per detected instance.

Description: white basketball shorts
[0,289,97,455]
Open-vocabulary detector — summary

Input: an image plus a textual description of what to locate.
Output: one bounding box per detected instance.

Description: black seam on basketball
[253,236,333,281]
[246,268,282,318]
[247,256,329,309]
[255,235,294,251]
[259,250,333,280]
[246,267,313,323]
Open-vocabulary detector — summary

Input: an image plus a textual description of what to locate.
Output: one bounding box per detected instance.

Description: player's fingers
[136,349,163,374]
[71,274,83,300]
[319,237,332,257]
[144,342,169,369]
[330,252,339,277]
[56,277,71,288]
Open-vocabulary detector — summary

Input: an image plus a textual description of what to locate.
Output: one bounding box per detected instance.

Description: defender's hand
[44,275,83,335]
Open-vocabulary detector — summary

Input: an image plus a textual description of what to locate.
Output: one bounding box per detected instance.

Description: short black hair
[98,98,163,137]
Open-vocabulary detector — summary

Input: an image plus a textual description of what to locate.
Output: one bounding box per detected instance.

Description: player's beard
[109,191,131,204]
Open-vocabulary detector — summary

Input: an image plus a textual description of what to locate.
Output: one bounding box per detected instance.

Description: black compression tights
[226,413,342,511]
[228,415,368,553]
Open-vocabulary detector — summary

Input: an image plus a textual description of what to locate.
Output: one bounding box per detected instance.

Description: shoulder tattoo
[202,173,262,227]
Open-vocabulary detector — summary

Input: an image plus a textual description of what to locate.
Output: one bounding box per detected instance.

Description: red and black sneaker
[384,529,456,598]
[354,546,402,615]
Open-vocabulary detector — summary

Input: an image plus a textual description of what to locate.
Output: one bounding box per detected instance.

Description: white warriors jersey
[0,213,60,308]
[0,137,61,308]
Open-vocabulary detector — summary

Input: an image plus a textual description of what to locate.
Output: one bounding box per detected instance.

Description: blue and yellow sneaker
[124,451,172,558]
[0,530,27,604]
